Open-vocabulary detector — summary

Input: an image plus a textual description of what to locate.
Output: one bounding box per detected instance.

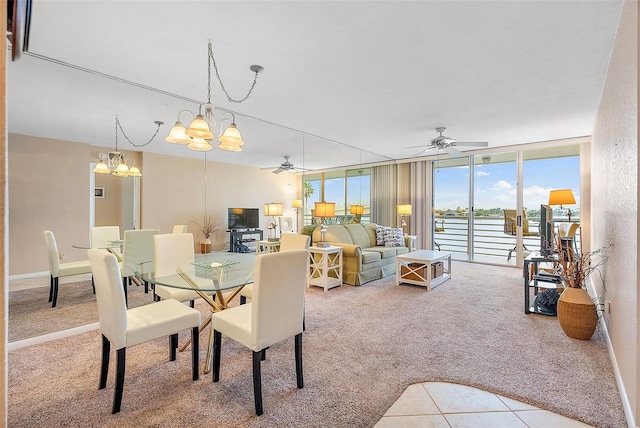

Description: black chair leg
[189,300,195,308]
[144,281,149,294]
[51,277,59,308]
[191,326,199,381]
[212,330,222,382]
[92,276,96,294]
[295,333,303,389]
[169,334,178,361]
[112,348,126,414]
[261,348,267,361]
[99,334,110,389]
[252,351,263,416]
[240,296,247,305]
[122,277,128,307]
[48,275,54,302]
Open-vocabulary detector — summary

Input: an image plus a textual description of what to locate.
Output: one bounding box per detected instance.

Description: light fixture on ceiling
[166,41,263,152]
[94,116,163,177]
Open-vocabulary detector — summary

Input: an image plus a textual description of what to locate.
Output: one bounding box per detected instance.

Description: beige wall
[140,152,299,252]
[9,134,92,275]
[591,1,638,425]
[94,173,122,228]
[7,134,300,275]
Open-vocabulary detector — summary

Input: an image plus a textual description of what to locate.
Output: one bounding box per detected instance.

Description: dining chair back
[88,248,201,414]
[278,232,311,252]
[122,229,159,277]
[43,230,92,308]
[212,249,308,415]
[153,233,204,304]
[172,224,187,234]
[91,226,122,260]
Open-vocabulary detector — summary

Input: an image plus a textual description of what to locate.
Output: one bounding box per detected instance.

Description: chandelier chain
[115,116,163,148]
[208,42,261,104]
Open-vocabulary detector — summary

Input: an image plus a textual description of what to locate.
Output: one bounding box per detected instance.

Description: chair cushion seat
[126,299,201,348]
[58,260,92,277]
[155,275,210,302]
[212,303,253,349]
[238,283,254,299]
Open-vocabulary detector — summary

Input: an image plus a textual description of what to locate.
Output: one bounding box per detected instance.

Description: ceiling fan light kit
[165,41,263,153]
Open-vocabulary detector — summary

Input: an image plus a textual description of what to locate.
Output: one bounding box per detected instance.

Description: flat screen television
[228,208,259,230]
[539,204,554,256]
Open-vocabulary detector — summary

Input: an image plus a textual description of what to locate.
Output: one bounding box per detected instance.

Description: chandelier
[165,41,263,152]
[93,116,163,177]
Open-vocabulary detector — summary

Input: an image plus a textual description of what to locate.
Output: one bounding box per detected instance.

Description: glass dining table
[137,251,257,374]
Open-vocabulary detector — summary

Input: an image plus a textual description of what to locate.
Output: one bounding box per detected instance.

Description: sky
[434,156,580,212]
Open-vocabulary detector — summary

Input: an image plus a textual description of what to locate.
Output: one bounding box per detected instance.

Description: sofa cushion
[313,225,354,245]
[365,246,398,259]
[384,227,404,247]
[361,250,382,264]
[344,224,375,248]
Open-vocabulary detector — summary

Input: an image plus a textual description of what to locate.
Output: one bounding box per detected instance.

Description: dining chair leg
[92,276,96,294]
[48,275,54,302]
[144,281,149,294]
[122,277,128,307]
[240,296,247,305]
[51,277,59,308]
[261,348,266,361]
[212,330,222,382]
[99,334,110,389]
[252,351,264,416]
[169,334,178,361]
[112,348,126,414]
[295,333,304,389]
[191,326,199,381]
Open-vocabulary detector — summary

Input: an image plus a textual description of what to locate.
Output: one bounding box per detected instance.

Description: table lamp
[548,189,576,222]
[314,201,335,247]
[264,202,283,241]
[350,204,364,223]
[397,204,412,234]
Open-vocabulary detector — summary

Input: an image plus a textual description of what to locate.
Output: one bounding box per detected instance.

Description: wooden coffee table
[395,250,451,291]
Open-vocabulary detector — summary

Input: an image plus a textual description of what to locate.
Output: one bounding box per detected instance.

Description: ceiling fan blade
[411,146,437,157]
[403,144,434,150]
[444,145,462,157]
[453,141,489,147]
[272,168,285,174]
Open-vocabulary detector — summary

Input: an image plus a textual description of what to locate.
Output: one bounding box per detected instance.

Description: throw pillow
[384,227,404,247]
[375,224,385,246]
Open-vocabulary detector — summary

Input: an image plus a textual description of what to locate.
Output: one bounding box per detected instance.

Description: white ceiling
[7,1,623,171]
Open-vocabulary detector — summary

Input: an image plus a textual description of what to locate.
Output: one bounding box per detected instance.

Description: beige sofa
[311,223,411,285]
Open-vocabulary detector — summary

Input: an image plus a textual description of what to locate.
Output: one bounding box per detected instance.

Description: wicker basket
[557,287,597,340]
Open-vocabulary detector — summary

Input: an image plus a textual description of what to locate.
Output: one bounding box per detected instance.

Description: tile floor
[375,382,592,427]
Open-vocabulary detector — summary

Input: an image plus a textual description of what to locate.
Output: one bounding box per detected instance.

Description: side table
[307,245,343,292]
[256,240,280,255]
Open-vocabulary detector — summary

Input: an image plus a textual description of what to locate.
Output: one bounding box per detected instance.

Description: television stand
[229,229,263,253]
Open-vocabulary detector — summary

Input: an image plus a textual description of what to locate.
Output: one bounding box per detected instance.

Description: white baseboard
[9,271,49,280]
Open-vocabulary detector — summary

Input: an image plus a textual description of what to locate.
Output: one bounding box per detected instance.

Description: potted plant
[192,216,219,254]
[554,236,609,340]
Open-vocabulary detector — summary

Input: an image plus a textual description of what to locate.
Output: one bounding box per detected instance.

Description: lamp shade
[93,161,110,175]
[397,204,412,216]
[218,123,245,151]
[128,164,142,177]
[292,199,303,209]
[314,201,336,218]
[165,121,191,144]
[548,189,576,206]
[187,137,213,152]
[350,204,364,215]
[185,114,214,140]
[264,203,283,216]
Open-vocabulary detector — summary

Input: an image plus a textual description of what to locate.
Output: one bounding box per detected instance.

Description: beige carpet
[9,279,153,342]
[8,262,626,427]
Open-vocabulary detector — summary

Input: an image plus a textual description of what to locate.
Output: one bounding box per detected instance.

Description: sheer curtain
[410,161,431,249]
[371,164,397,226]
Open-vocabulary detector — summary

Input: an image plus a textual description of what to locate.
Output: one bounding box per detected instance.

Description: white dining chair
[211,249,308,415]
[88,249,201,414]
[43,230,93,308]
[172,224,187,234]
[239,232,310,304]
[121,229,159,294]
[91,226,123,260]
[153,233,211,305]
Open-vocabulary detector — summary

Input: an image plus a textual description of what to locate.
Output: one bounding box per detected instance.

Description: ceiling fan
[406,127,489,157]
[263,156,307,174]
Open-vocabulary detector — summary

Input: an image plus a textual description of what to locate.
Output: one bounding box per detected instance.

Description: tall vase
[557,287,597,340]
[201,238,212,254]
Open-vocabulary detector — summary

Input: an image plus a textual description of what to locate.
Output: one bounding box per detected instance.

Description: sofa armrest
[330,243,361,257]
